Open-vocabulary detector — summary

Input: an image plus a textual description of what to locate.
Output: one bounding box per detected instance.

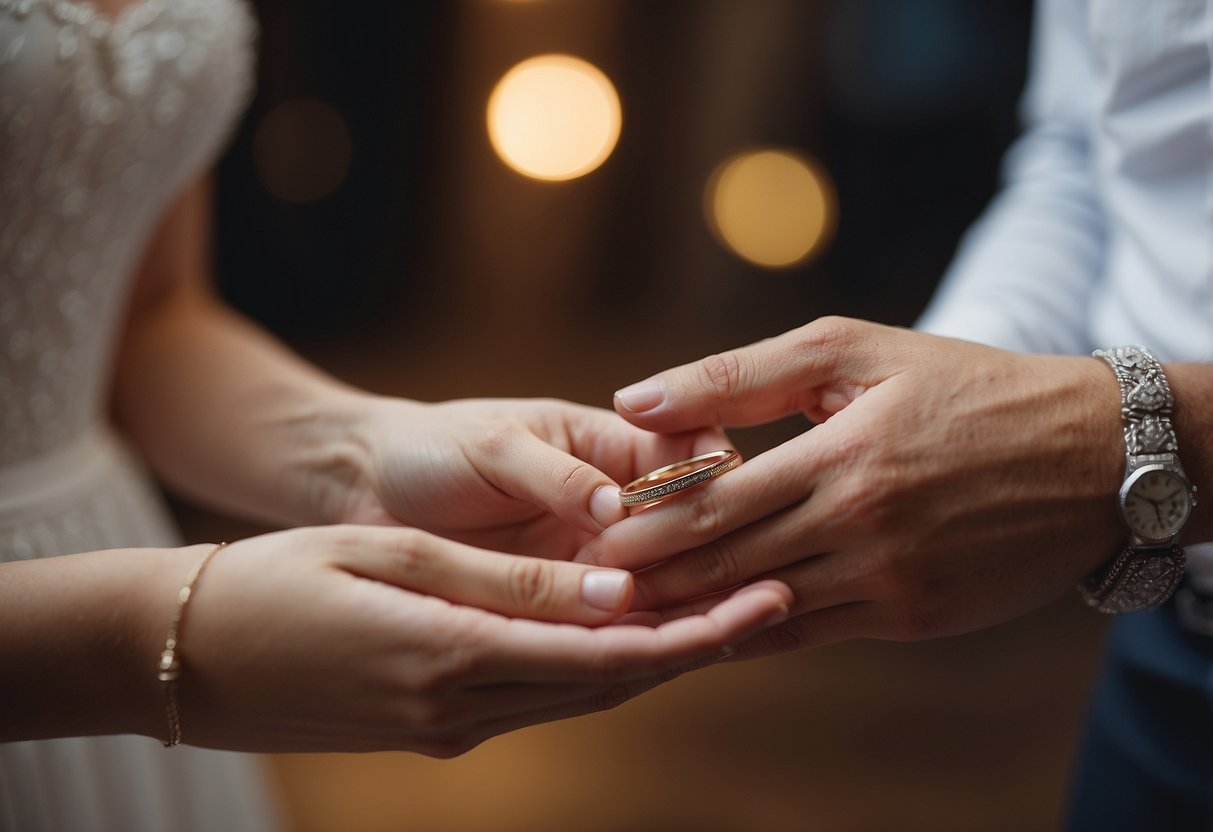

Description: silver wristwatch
[1080,346,1196,614]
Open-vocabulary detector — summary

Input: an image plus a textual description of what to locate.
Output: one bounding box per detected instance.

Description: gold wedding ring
[619,450,742,507]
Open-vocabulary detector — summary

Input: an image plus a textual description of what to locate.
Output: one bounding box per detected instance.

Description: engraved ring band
[619,450,742,508]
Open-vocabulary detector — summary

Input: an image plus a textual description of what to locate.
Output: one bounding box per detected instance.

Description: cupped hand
[578,317,1127,655]
[328,397,730,559]
[169,524,791,756]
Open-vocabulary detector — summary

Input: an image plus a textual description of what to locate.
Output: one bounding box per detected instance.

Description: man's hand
[578,317,1127,656]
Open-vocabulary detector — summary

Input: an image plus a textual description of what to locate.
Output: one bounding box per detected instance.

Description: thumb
[474,429,628,532]
[613,316,894,433]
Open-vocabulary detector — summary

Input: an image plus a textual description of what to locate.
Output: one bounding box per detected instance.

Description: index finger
[612,317,897,433]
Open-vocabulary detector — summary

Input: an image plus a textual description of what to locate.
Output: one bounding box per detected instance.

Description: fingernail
[764,603,790,628]
[582,570,631,611]
[614,378,665,413]
[589,485,624,529]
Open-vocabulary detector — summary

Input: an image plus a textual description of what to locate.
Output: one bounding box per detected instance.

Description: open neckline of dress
[52,0,150,27]
[0,0,167,40]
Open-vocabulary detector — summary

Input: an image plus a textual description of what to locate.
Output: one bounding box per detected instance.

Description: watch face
[1120,466,1193,543]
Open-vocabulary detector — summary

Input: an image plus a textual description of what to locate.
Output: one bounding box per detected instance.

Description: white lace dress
[0,0,281,828]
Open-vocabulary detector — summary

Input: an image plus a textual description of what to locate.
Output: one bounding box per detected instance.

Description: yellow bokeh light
[706,148,835,269]
[253,97,352,205]
[487,54,622,181]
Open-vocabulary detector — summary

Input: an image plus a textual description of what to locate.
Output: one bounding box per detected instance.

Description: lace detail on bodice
[0,0,256,467]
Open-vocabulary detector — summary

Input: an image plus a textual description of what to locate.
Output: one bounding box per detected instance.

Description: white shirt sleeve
[915,0,1105,356]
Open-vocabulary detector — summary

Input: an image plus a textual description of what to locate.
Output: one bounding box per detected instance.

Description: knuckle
[388,527,428,567]
[506,558,557,613]
[475,422,520,457]
[829,477,880,529]
[830,428,872,466]
[764,620,808,654]
[391,524,432,551]
[800,315,857,350]
[790,317,858,375]
[531,396,565,412]
[698,350,748,402]
[826,462,903,536]
[557,462,595,506]
[316,523,364,552]
[683,487,725,539]
[691,538,743,589]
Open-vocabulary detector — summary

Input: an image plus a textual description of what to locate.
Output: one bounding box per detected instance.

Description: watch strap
[1083,345,1191,614]
[1079,544,1186,614]
[1093,345,1179,456]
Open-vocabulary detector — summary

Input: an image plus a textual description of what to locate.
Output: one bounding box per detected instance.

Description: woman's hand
[325,397,731,560]
[157,525,790,756]
[578,317,1137,655]
[111,183,728,548]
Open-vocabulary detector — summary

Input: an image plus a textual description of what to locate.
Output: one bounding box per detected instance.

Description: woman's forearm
[0,545,202,742]
[112,287,387,526]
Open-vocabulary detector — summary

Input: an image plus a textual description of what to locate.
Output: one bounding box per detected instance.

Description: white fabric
[918,0,1213,361]
[916,0,1213,586]
[0,0,281,829]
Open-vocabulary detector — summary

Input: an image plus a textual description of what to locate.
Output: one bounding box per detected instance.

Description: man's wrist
[1080,348,1197,613]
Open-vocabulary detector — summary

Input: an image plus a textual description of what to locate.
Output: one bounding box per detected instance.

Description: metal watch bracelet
[1080,346,1192,614]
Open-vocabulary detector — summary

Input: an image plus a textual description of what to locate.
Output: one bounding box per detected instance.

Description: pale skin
[578,316,1213,658]
[0,177,792,752]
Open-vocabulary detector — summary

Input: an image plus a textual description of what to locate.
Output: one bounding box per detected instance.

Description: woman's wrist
[228,385,416,526]
[297,392,426,525]
[0,545,207,742]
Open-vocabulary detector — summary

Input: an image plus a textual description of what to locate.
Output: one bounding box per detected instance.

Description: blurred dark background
[212,0,1031,401]
[185,1,1107,830]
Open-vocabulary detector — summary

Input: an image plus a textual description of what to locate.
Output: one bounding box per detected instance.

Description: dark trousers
[1067,599,1213,831]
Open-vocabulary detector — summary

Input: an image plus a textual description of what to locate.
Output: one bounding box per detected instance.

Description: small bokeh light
[487,54,622,182]
[253,97,352,205]
[706,148,835,269]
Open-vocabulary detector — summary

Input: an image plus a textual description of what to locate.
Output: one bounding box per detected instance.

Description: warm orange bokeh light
[706,148,835,269]
[487,54,622,181]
